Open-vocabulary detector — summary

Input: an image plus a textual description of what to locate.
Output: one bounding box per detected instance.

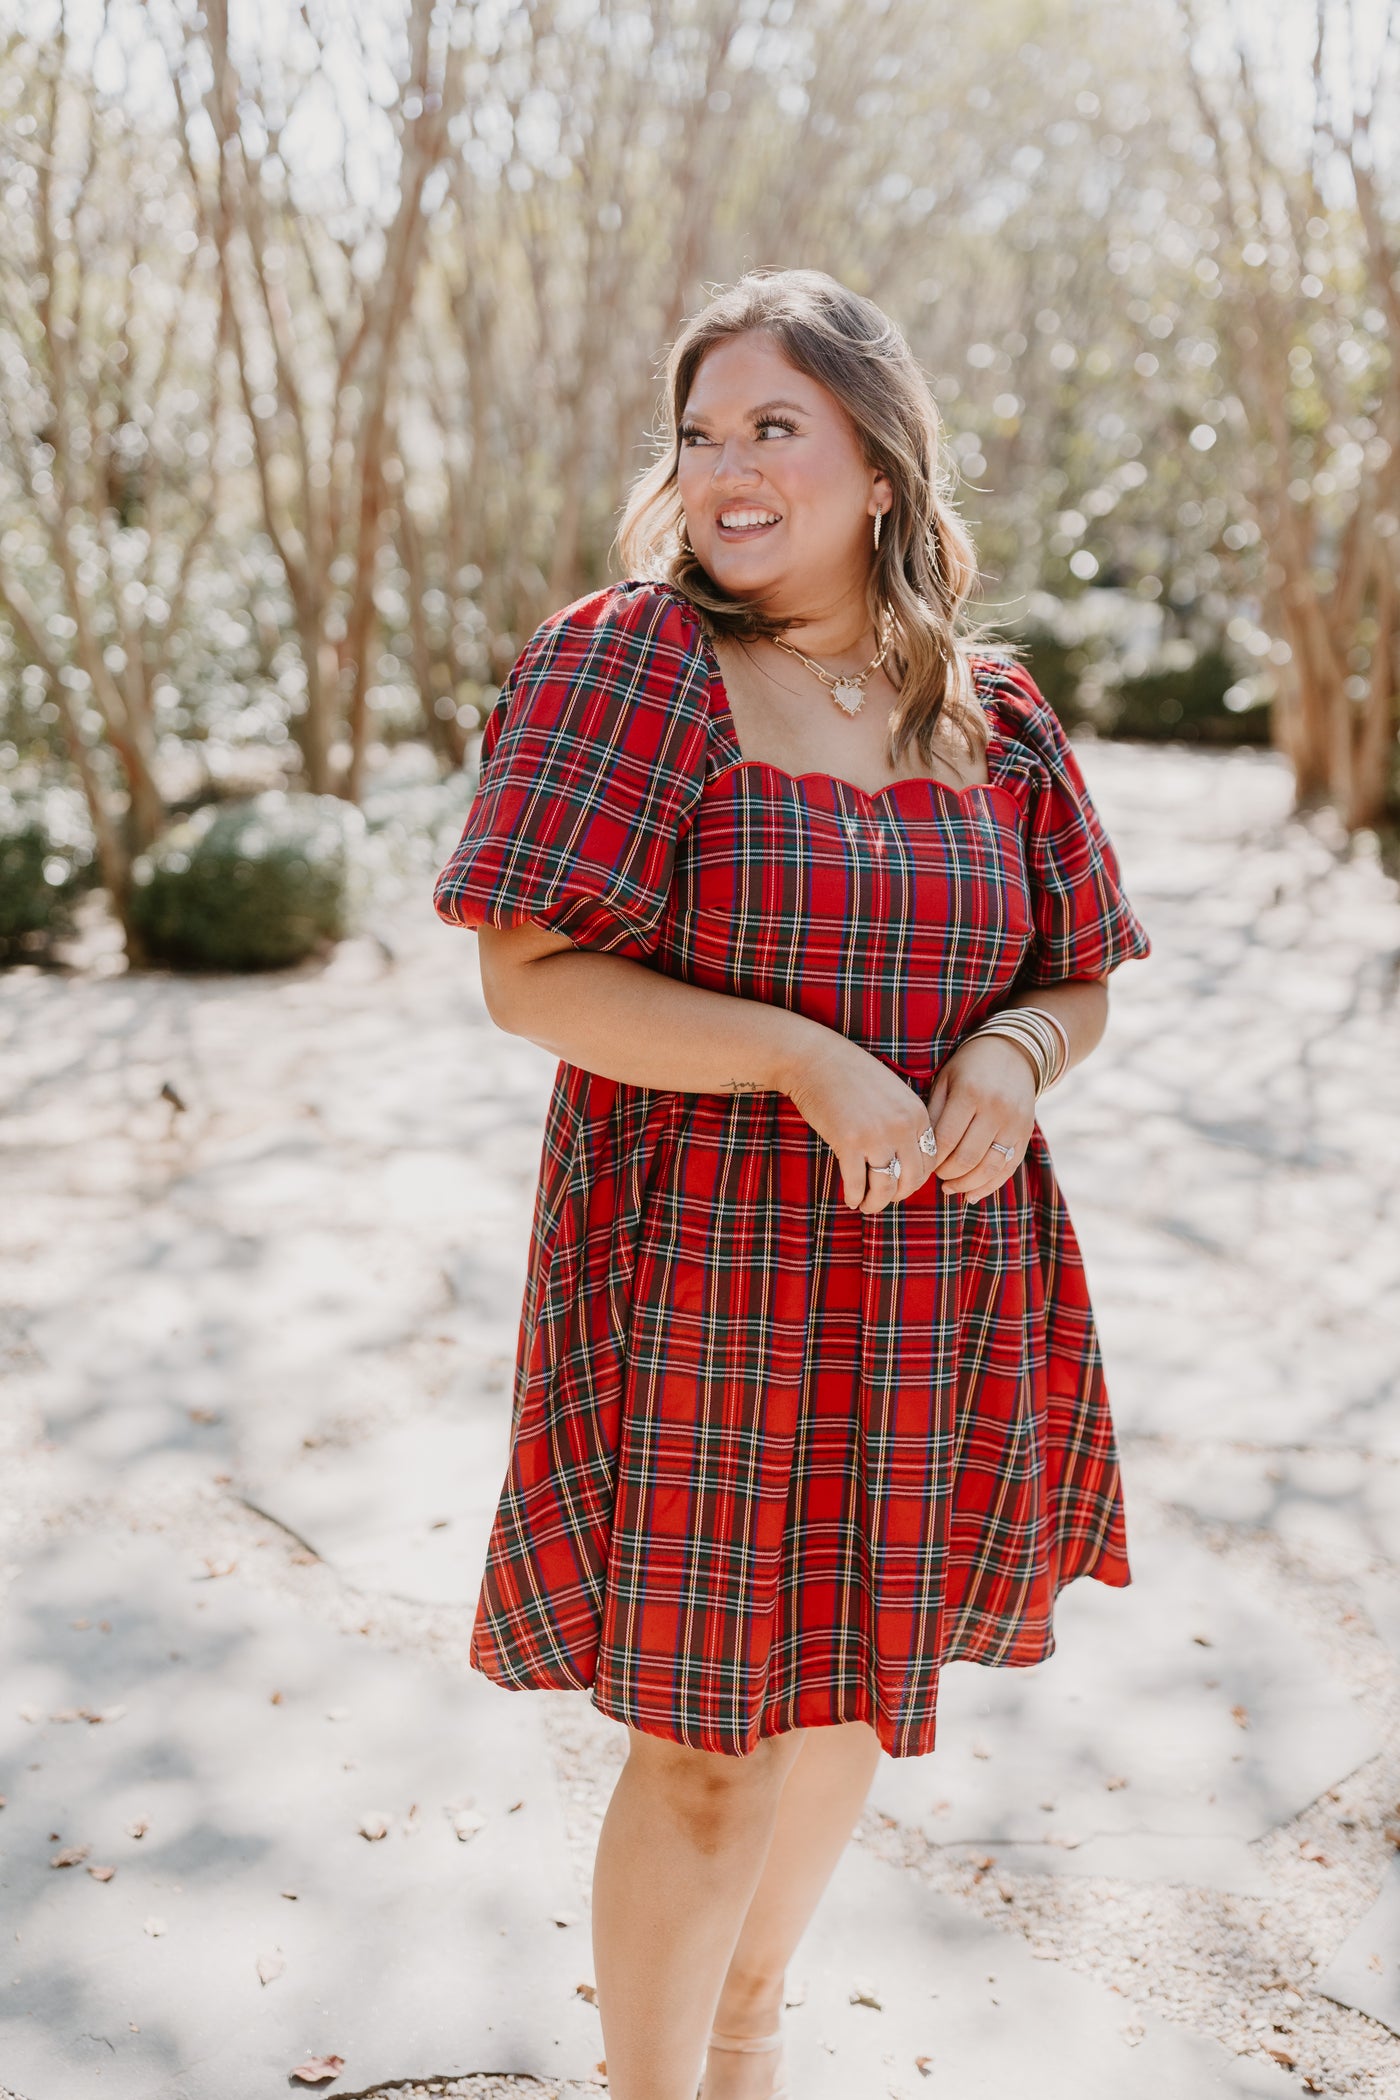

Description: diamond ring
[989,1140,1016,1162]
[917,1125,937,1158]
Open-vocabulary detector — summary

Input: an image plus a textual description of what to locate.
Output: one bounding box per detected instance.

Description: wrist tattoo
[723,1077,766,1094]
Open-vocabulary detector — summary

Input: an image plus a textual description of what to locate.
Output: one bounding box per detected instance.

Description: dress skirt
[432,578,1151,1758]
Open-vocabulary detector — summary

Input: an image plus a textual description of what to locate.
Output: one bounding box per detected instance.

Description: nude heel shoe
[703,2022,789,2100]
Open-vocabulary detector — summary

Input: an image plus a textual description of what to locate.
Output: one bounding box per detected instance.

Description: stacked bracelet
[965,1005,1069,1096]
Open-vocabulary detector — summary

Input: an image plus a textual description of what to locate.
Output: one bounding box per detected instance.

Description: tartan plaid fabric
[433,578,1152,1758]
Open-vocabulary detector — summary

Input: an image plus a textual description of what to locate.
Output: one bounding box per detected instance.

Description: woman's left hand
[924,1035,1038,1202]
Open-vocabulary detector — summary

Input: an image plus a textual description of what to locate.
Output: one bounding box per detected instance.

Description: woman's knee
[624,1725,805,1850]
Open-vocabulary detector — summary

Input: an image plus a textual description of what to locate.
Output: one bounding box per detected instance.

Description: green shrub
[0,785,100,958]
[1098,645,1273,746]
[130,790,365,971]
[1016,607,1274,748]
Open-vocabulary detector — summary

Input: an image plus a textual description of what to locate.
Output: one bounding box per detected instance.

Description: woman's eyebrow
[680,397,810,426]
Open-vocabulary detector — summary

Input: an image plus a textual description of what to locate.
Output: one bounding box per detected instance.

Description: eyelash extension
[677,414,799,445]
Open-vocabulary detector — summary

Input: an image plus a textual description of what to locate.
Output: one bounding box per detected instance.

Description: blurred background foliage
[0,0,1396,966]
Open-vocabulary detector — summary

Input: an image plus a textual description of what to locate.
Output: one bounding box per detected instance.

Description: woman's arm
[477,920,827,1095]
[1006,975,1109,1075]
[474,921,941,1215]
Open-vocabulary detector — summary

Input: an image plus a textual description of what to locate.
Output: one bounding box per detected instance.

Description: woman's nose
[709,441,763,484]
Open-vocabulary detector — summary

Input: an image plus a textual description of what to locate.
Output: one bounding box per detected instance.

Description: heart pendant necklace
[771,613,894,717]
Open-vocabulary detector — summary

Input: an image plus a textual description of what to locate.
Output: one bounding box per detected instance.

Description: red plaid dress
[433,578,1151,1758]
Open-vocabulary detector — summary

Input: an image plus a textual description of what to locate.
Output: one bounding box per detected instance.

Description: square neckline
[687,615,1011,811]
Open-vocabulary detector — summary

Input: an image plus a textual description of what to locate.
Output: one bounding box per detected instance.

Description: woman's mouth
[715,508,782,542]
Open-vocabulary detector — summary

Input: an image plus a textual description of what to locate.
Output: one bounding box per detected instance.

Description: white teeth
[719,509,780,528]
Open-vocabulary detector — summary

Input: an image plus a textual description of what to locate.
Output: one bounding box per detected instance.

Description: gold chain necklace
[769,614,894,717]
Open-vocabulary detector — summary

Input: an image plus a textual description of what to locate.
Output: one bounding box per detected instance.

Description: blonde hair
[614,267,1005,767]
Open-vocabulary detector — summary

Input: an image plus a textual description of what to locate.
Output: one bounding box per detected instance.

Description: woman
[432,267,1150,2100]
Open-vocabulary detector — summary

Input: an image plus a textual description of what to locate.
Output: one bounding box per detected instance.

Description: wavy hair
[614,267,1009,768]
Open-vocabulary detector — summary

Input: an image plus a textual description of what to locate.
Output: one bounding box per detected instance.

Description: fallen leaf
[594,2063,606,2079]
[849,1983,882,2010]
[403,1803,421,1835]
[551,1910,579,1927]
[81,1706,125,1724]
[144,1916,167,1936]
[1104,1775,1128,1791]
[1369,1954,1384,1972]
[451,1809,486,1843]
[256,1950,286,1985]
[506,1798,525,1812]
[289,2054,344,2085]
[281,1889,299,1901]
[87,1864,116,1882]
[195,1557,237,1580]
[125,1819,149,1840]
[576,1981,599,2005]
[357,1812,390,1841]
[188,1407,220,1425]
[270,1690,284,1705]
[1230,1704,1249,1729]
[1192,1633,1213,1646]
[51,1844,91,1868]
[1267,2047,1297,2068]
[970,1854,995,1875]
[1298,1840,1330,1866]
[914,2057,934,2079]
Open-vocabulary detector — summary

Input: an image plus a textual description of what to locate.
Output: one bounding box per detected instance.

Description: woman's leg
[701,1719,885,2097]
[591,1722,809,2100]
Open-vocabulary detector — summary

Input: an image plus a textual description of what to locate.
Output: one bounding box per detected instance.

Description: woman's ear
[871,469,894,516]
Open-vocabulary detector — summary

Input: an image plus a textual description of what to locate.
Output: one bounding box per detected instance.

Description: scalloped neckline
[690,619,1010,808]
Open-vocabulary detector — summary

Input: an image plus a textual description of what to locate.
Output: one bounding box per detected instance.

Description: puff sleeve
[989,659,1152,986]
[431,580,713,960]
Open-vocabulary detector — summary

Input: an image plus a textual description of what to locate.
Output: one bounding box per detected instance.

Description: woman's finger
[931,1106,1007,1185]
[945,1130,1027,1197]
[959,1163,1015,1203]
[928,1091,977,1172]
[838,1146,870,1210]
[858,1147,905,1215]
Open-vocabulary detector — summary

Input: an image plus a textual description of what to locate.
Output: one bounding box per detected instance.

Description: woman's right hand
[779,1032,938,1214]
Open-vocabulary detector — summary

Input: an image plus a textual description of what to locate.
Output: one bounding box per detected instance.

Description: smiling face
[677,331,891,614]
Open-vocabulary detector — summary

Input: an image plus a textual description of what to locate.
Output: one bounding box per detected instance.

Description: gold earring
[873,507,883,551]
[677,518,693,554]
